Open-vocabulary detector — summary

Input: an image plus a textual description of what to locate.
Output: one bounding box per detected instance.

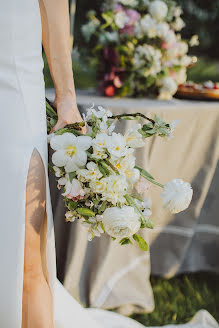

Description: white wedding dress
[0,0,218,327]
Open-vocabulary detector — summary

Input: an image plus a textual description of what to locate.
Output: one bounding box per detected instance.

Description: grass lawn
[132,273,219,326]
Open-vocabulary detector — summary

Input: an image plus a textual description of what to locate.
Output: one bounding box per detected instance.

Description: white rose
[103,206,141,238]
[161,179,193,213]
[149,0,168,21]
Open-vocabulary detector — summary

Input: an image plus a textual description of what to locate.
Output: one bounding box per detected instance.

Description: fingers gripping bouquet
[47,100,193,251]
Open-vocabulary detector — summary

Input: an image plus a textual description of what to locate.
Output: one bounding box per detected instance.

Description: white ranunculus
[149,0,168,21]
[161,179,193,213]
[107,133,128,158]
[115,11,129,29]
[50,133,92,173]
[124,124,145,148]
[103,206,141,238]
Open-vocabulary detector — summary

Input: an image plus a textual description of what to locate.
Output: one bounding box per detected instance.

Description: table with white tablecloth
[47,90,219,313]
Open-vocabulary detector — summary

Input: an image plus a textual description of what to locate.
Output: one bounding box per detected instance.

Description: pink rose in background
[135,177,152,194]
[62,179,85,201]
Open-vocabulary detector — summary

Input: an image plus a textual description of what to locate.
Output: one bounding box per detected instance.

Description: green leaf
[48,163,55,174]
[68,201,78,211]
[133,234,149,251]
[119,237,133,246]
[111,237,116,241]
[98,201,108,214]
[135,165,155,180]
[69,172,76,183]
[77,208,95,217]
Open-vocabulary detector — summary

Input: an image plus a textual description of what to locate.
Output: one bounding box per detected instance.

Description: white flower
[101,175,128,205]
[159,77,178,99]
[65,211,76,222]
[156,22,169,38]
[124,124,145,148]
[82,19,100,42]
[180,55,192,67]
[103,206,141,238]
[112,154,140,184]
[174,68,187,84]
[137,15,157,38]
[142,198,152,218]
[50,133,92,173]
[161,179,193,213]
[53,166,62,178]
[90,179,107,194]
[91,148,108,160]
[172,17,185,31]
[92,133,108,151]
[82,215,104,241]
[166,120,179,139]
[178,42,189,56]
[99,31,119,44]
[164,30,177,44]
[119,0,138,7]
[107,133,128,158]
[115,11,129,29]
[77,162,102,181]
[134,45,162,76]
[173,6,183,17]
[149,0,168,21]
[190,35,199,47]
[62,179,85,200]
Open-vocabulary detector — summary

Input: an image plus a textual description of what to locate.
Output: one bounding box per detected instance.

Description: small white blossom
[124,124,145,148]
[65,211,76,222]
[172,17,185,31]
[53,166,62,178]
[190,35,199,47]
[107,133,128,158]
[115,11,129,29]
[161,179,193,213]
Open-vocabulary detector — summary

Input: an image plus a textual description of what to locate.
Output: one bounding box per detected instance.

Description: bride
[0,0,218,327]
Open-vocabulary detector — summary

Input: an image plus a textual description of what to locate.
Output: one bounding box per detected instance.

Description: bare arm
[39,0,85,132]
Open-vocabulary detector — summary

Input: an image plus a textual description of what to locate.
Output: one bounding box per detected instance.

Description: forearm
[39,0,76,103]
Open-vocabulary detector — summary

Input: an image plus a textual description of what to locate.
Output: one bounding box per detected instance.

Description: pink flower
[120,9,140,36]
[62,179,85,201]
[135,177,152,194]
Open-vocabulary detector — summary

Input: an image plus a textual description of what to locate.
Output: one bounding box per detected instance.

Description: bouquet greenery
[46,99,193,251]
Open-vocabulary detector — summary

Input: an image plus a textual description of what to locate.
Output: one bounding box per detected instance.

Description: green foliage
[132,273,219,325]
[133,234,149,251]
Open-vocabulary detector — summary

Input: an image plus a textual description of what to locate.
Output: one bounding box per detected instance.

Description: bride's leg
[22,148,54,328]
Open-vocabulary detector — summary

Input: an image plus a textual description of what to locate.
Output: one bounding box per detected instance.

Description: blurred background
[46,0,219,326]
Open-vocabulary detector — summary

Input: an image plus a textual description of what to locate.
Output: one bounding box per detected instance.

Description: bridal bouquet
[82,0,199,99]
[47,100,193,250]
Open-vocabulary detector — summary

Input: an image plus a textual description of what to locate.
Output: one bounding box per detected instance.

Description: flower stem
[111,113,155,125]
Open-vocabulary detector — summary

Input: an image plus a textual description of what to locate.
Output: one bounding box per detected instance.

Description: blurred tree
[178,0,219,58]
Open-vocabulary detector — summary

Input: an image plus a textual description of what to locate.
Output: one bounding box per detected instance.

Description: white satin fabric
[0,1,218,328]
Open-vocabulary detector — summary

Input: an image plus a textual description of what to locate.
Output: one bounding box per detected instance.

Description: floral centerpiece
[46,99,193,251]
[81,0,199,99]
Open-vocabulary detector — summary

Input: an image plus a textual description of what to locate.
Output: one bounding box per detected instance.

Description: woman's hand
[50,95,86,134]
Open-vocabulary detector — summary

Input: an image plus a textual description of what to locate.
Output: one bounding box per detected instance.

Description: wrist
[55,90,77,106]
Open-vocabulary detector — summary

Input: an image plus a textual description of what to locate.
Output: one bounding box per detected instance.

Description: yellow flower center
[116,147,120,151]
[66,145,76,157]
[116,162,122,169]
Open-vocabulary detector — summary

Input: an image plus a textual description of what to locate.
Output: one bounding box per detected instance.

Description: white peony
[50,133,92,172]
[103,206,141,238]
[161,179,193,213]
[149,0,168,21]
[107,133,128,158]
[115,11,129,29]
[124,124,145,148]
